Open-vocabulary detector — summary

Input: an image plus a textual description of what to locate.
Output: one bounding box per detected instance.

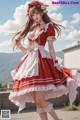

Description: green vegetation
[64,104,80,111]
[0,82,7,91]
[64,99,80,111]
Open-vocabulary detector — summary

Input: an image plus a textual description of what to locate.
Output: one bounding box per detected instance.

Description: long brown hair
[12,1,64,50]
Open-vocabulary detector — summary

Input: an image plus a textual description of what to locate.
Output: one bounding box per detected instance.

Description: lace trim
[27,22,54,41]
[9,70,78,113]
[46,36,56,42]
[9,84,68,97]
[9,70,78,100]
[9,84,68,113]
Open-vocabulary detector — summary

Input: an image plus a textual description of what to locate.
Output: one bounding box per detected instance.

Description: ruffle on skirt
[9,46,78,113]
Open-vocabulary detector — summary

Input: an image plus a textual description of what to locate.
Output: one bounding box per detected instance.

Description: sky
[0,0,80,53]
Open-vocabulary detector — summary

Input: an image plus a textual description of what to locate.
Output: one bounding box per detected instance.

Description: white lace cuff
[46,36,56,42]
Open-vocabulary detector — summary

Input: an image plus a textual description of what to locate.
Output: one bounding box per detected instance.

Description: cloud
[57,20,74,40]
[57,20,80,41]
[0,0,61,53]
[66,29,80,40]
[39,0,61,12]
[61,20,74,31]
[50,13,63,21]
[0,0,80,53]
[0,40,13,53]
[0,2,29,35]
[0,0,60,35]
[58,29,80,41]
[71,13,80,24]
[65,41,78,49]
[0,39,21,53]
[0,20,20,35]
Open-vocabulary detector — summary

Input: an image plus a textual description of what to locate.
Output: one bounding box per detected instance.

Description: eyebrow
[32,11,39,15]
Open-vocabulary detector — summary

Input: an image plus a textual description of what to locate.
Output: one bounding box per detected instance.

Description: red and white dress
[9,22,78,113]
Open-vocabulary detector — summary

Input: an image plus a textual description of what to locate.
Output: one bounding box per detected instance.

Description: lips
[36,18,39,20]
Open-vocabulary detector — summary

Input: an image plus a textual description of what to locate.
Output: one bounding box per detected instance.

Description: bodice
[27,26,47,46]
[25,22,56,53]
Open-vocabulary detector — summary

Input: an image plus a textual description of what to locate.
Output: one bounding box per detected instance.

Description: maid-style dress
[9,22,78,113]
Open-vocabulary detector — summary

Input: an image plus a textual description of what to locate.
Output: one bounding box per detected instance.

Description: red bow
[28,1,41,9]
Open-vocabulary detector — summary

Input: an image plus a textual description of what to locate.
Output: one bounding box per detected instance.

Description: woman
[9,1,78,120]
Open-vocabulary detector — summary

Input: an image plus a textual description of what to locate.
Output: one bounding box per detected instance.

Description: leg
[36,91,61,120]
[44,102,61,120]
[30,91,48,120]
[30,91,36,103]
[35,91,48,120]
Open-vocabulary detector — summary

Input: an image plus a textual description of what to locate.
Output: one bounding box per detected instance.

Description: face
[31,10,43,23]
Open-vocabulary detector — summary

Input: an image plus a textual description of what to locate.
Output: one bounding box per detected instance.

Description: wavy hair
[11,1,64,50]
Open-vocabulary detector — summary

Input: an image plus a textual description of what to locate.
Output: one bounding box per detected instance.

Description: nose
[34,14,38,18]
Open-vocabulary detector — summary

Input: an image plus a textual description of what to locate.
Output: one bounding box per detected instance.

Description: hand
[30,31,35,37]
[17,43,22,48]
[56,65,63,72]
[16,41,22,48]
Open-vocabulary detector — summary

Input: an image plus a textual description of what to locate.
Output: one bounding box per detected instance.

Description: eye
[36,12,39,14]
[32,14,34,17]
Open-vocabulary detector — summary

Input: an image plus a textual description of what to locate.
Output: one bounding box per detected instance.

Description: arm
[16,41,27,54]
[48,40,63,72]
[18,45,27,54]
[47,23,63,72]
[48,40,56,61]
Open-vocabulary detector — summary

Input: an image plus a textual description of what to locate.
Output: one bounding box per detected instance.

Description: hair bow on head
[28,4,33,8]
[26,1,48,16]
[28,1,41,9]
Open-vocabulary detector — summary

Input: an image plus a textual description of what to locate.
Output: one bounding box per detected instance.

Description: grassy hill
[0,52,23,84]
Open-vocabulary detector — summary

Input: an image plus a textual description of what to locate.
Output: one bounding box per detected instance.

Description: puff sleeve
[46,23,56,42]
